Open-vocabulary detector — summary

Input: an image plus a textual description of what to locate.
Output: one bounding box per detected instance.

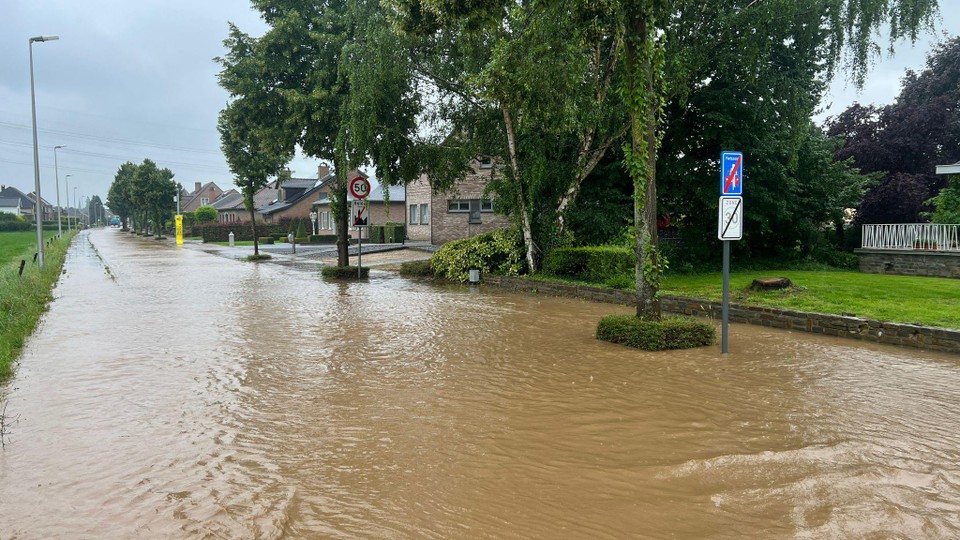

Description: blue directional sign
[721,151,743,196]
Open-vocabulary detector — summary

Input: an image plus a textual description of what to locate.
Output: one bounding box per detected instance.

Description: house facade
[0,197,22,215]
[181,182,225,213]
[406,159,510,245]
[312,182,405,239]
[0,186,50,221]
[259,165,337,224]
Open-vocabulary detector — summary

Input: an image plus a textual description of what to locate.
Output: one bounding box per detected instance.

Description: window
[409,204,419,225]
[200,197,209,205]
[420,203,429,225]
[481,200,493,212]
[479,157,493,169]
[448,200,470,212]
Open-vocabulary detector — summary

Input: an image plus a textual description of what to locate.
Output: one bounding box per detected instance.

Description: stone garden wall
[855,248,960,278]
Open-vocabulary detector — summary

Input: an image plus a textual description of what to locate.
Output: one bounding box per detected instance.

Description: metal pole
[53,145,64,236]
[722,240,730,354]
[64,174,71,232]
[29,40,44,269]
[357,227,362,278]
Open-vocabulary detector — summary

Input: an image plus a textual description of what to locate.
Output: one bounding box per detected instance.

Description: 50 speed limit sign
[349,176,370,199]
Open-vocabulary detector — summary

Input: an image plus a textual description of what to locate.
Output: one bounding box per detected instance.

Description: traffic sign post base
[722,240,730,354]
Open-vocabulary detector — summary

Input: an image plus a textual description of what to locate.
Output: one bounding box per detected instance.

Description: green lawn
[0,231,60,265]
[661,270,960,329]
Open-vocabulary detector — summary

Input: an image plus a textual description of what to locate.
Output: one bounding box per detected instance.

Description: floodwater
[2,230,960,539]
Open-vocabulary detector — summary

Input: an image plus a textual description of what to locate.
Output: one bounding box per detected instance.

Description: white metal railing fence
[861,223,960,251]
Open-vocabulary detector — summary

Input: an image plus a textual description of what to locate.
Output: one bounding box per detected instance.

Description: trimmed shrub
[383,222,405,243]
[321,265,370,279]
[431,228,524,282]
[244,253,273,261]
[294,236,309,244]
[196,223,282,242]
[368,226,385,243]
[310,234,337,243]
[399,260,433,277]
[258,236,274,244]
[543,246,635,283]
[0,221,32,232]
[603,274,635,290]
[596,315,715,351]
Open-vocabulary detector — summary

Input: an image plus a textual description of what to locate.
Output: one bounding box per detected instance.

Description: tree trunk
[502,105,538,272]
[249,204,259,256]
[334,160,350,267]
[626,6,661,320]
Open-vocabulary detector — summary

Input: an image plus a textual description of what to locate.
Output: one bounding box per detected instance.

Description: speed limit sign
[349,176,370,199]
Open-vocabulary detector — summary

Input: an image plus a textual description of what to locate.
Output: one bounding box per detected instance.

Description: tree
[617,0,939,318]
[217,98,292,257]
[195,205,218,224]
[396,0,628,271]
[129,159,177,238]
[219,0,433,267]
[827,36,960,225]
[929,175,960,224]
[87,196,104,227]
[107,162,136,231]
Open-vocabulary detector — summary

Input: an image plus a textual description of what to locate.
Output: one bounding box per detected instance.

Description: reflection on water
[2,229,960,538]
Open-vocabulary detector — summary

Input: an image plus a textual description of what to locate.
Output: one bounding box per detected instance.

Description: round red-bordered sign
[349,176,370,199]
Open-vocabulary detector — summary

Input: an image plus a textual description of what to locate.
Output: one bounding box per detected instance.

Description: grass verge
[0,232,74,379]
[661,270,960,329]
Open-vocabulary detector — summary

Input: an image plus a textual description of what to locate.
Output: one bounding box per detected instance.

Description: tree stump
[751,277,792,291]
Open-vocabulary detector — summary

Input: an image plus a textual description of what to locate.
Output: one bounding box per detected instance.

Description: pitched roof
[180,182,222,207]
[211,191,244,211]
[0,186,34,209]
[253,180,280,211]
[277,177,319,190]
[0,198,22,208]
[312,182,405,206]
[260,174,336,215]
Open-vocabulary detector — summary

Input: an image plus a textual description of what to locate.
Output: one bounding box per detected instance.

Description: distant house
[27,193,56,222]
[0,185,39,220]
[258,165,337,224]
[406,159,510,245]
[181,182,225,213]
[312,182,405,238]
[0,197,22,215]
[212,190,245,224]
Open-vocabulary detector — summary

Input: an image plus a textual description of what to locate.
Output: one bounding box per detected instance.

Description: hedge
[399,260,433,277]
[543,246,636,284]
[194,223,283,242]
[310,234,337,243]
[321,265,370,279]
[596,315,715,351]
[0,222,32,232]
[258,236,274,244]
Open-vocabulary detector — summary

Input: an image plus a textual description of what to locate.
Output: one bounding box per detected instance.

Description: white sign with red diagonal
[351,200,368,227]
[721,151,743,196]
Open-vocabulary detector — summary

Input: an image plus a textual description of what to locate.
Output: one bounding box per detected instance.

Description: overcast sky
[0,2,956,208]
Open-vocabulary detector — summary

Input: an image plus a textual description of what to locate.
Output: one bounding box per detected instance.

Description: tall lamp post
[64,174,72,231]
[73,187,78,228]
[53,144,65,236]
[29,34,59,269]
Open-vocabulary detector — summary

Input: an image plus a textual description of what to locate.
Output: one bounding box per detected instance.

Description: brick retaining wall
[483,275,960,354]
[855,248,960,278]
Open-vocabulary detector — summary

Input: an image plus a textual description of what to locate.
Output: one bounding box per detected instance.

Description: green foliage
[309,234,337,243]
[596,315,715,351]
[195,205,218,224]
[542,246,635,283]
[399,260,434,277]
[0,234,72,379]
[431,228,525,282]
[604,274,635,290]
[929,176,960,224]
[0,219,32,232]
[321,265,370,279]
[258,236,274,245]
[244,253,273,261]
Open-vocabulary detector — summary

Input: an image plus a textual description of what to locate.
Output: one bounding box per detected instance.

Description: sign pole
[358,226,362,278]
[722,240,730,354]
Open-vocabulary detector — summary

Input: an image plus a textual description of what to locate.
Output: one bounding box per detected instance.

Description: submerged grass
[0,232,74,379]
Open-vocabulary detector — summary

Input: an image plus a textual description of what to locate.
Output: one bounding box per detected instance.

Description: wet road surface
[2,229,960,538]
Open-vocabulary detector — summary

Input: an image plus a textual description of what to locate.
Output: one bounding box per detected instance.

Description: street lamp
[73,187,78,228]
[29,34,59,269]
[53,144,65,236]
[64,174,72,231]
[310,210,318,235]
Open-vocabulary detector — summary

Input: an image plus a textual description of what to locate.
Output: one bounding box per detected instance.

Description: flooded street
[3,229,960,539]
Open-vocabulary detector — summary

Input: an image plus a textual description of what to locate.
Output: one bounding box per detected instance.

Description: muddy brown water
[2,229,960,539]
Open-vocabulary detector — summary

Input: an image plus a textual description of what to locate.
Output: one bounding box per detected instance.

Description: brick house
[259,165,337,224]
[0,185,55,221]
[181,182,225,213]
[406,159,511,245]
[312,182,405,239]
[211,190,244,224]
[0,197,22,215]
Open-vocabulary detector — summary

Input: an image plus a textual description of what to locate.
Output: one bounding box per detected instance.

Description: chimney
[317,163,330,179]
[193,182,201,193]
